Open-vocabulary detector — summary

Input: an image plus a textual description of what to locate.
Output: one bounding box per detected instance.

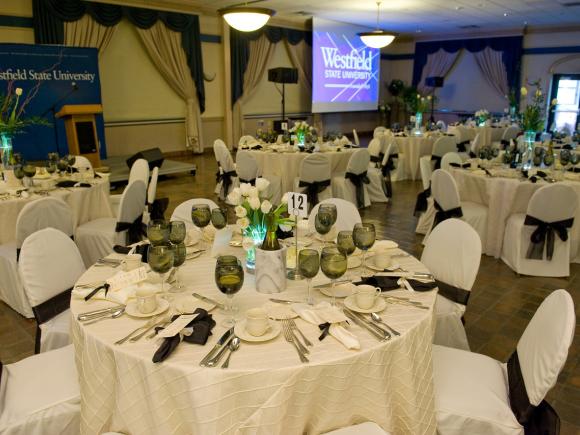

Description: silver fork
[284,318,309,354]
[129,317,168,342]
[114,320,151,345]
[288,316,312,347]
[282,320,309,363]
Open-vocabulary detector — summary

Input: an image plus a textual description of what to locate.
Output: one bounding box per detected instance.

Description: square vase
[255,247,287,294]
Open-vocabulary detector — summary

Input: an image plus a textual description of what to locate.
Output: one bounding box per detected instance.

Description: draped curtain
[473,47,509,98]
[285,39,312,93]
[64,14,117,56]
[417,49,461,94]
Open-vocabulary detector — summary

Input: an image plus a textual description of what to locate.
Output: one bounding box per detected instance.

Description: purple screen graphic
[312,18,380,113]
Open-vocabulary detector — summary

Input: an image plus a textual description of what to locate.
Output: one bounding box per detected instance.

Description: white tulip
[280,224,292,232]
[248,196,261,210]
[248,186,259,198]
[281,192,289,204]
[260,200,272,214]
[15,88,22,96]
[237,217,250,229]
[227,190,241,205]
[235,205,247,218]
[255,177,270,192]
[239,183,252,196]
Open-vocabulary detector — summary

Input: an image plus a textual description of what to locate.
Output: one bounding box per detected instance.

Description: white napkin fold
[72,282,159,305]
[211,227,233,258]
[292,302,360,350]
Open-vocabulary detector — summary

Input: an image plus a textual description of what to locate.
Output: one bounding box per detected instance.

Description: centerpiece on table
[406,93,430,135]
[289,120,312,148]
[227,182,294,293]
[475,109,490,126]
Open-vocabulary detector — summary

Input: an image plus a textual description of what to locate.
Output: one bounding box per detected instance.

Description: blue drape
[412,36,523,95]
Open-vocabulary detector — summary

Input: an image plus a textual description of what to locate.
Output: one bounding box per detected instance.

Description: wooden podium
[56,104,103,168]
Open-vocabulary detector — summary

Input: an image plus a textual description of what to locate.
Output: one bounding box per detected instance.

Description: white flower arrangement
[289,120,310,133]
[475,109,490,119]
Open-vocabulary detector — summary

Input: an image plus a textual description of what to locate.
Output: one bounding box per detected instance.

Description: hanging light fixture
[358,2,397,48]
[219,4,275,32]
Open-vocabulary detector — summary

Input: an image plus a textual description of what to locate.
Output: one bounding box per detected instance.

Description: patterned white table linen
[393,136,435,181]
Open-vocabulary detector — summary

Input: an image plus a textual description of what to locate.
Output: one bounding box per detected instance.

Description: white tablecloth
[70,245,437,435]
[0,178,113,244]
[394,136,435,180]
[450,168,580,262]
[249,150,354,193]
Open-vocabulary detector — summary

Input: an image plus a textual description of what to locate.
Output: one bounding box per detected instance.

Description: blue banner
[0,43,106,161]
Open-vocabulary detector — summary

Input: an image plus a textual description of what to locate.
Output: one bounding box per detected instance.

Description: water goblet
[215,256,244,327]
[46,160,57,175]
[353,223,376,276]
[571,152,579,168]
[169,221,186,244]
[66,154,76,175]
[57,159,68,176]
[13,165,25,184]
[22,164,36,188]
[210,207,228,230]
[320,246,347,306]
[560,149,571,176]
[148,245,174,295]
[191,204,211,249]
[147,219,170,246]
[298,249,320,305]
[169,242,187,292]
[319,203,337,226]
[337,230,356,275]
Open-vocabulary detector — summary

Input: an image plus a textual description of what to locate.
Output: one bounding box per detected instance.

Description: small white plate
[235,319,281,342]
[174,295,216,314]
[319,282,355,298]
[125,297,170,318]
[347,256,362,269]
[364,255,391,272]
[264,302,299,320]
[344,294,387,314]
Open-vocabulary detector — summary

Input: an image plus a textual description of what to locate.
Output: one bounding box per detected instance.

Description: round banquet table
[447,126,507,147]
[70,242,438,435]
[449,167,580,262]
[394,136,435,180]
[249,149,355,193]
[0,177,113,244]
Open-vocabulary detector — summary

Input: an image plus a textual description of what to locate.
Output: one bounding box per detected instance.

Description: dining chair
[238,135,257,148]
[436,120,446,131]
[430,136,458,170]
[440,152,463,172]
[322,422,390,434]
[421,218,481,350]
[501,184,578,277]
[433,289,574,434]
[236,150,282,203]
[352,129,360,147]
[75,180,147,267]
[373,126,387,139]
[332,149,371,209]
[453,125,471,158]
[367,138,383,169]
[415,156,436,235]
[0,197,74,319]
[308,198,361,234]
[109,158,149,216]
[469,132,484,157]
[19,228,86,353]
[71,155,92,171]
[367,141,399,203]
[293,153,333,211]
[214,139,239,202]
[0,344,80,434]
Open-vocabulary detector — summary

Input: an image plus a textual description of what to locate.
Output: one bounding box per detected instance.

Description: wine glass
[148,245,174,295]
[319,203,337,226]
[337,230,356,274]
[191,204,211,249]
[57,159,68,176]
[320,246,347,306]
[210,207,228,230]
[46,160,57,176]
[215,256,244,327]
[560,149,571,177]
[147,220,170,246]
[298,249,320,305]
[169,242,187,292]
[13,165,25,185]
[169,221,186,244]
[353,223,376,276]
[66,154,76,176]
[22,164,36,188]
[315,204,336,242]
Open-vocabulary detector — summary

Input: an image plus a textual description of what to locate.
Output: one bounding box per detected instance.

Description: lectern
[56,104,103,168]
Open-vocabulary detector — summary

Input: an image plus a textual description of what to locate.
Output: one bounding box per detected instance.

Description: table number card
[158,313,199,338]
[287,192,308,218]
[106,266,148,292]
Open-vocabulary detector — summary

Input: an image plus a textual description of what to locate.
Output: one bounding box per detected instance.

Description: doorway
[548,74,580,133]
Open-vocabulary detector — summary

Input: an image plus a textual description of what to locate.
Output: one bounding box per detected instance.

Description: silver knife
[77,305,124,321]
[348,309,391,339]
[343,309,386,340]
[269,298,297,304]
[192,293,225,310]
[200,327,234,367]
[313,279,350,289]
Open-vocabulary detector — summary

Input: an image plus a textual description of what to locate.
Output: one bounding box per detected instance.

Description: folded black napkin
[449,162,471,169]
[250,145,262,150]
[55,180,91,188]
[153,308,216,363]
[113,243,150,262]
[354,275,437,292]
[568,167,580,173]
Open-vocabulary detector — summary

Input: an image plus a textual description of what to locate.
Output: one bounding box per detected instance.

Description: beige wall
[0,0,33,43]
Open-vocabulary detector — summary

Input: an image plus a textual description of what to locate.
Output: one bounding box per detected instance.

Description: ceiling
[96,0,580,36]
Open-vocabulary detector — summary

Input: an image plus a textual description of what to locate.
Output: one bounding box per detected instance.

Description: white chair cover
[110,158,149,215]
[373,126,386,139]
[147,167,159,206]
[0,198,74,318]
[322,422,390,435]
[71,155,92,171]
[432,136,457,159]
[441,152,463,172]
[214,139,239,201]
[501,184,578,277]
[454,125,470,144]
[332,149,371,209]
[308,198,362,234]
[352,129,360,147]
[171,198,219,231]
[19,228,85,353]
[470,133,484,156]
[76,180,147,267]
[367,138,383,167]
[237,150,282,203]
[502,125,519,141]
[436,120,446,131]
[422,218,481,350]
[415,156,436,235]
[0,344,80,435]
[293,154,333,210]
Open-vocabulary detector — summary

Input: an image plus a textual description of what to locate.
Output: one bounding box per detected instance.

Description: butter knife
[343,309,385,341]
[77,305,124,321]
[200,327,234,367]
[192,293,225,310]
[269,298,298,304]
[313,279,350,289]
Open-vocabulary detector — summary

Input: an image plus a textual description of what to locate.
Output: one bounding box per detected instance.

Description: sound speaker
[425,76,444,87]
[268,67,298,84]
[126,148,165,170]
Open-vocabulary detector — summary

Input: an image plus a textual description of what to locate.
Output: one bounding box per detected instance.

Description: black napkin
[153,308,216,363]
[568,167,580,173]
[56,180,91,188]
[113,243,150,262]
[354,275,437,292]
[250,145,262,150]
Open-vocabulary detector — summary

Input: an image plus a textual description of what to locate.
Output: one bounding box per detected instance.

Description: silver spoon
[221,337,241,369]
[83,307,125,325]
[370,312,401,336]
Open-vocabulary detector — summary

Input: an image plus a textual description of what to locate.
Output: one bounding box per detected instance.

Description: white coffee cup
[123,254,142,272]
[373,251,392,269]
[245,308,270,337]
[355,285,381,310]
[135,288,157,314]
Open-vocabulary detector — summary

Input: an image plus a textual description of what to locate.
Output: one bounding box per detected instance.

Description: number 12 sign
[287,192,308,218]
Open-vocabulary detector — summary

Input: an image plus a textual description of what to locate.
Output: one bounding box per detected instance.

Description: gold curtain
[64,14,117,56]
[285,39,312,92]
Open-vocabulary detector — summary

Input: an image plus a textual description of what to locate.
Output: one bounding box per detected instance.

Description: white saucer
[125,297,170,318]
[369,240,399,252]
[347,256,362,269]
[264,302,299,320]
[174,295,216,314]
[319,282,355,298]
[365,256,389,272]
[235,320,281,342]
[344,294,387,314]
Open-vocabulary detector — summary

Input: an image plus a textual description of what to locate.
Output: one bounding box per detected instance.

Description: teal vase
[296,130,306,147]
[1,133,13,169]
[243,224,267,273]
[522,130,536,170]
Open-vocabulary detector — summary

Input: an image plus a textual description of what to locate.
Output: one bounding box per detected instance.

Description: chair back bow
[433,200,463,228]
[115,214,145,245]
[345,171,370,208]
[449,162,471,169]
[380,153,398,197]
[298,179,331,208]
[436,280,470,306]
[456,140,470,153]
[370,152,385,166]
[215,168,237,198]
[413,184,431,216]
[149,197,169,221]
[239,177,256,186]
[431,155,442,170]
[524,215,574,260]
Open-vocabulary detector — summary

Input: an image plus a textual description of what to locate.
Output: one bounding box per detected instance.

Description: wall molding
[105,115,223,127]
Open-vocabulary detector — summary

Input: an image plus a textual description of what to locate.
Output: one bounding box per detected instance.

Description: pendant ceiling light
[358,2,397,49]
[219,4,275,32]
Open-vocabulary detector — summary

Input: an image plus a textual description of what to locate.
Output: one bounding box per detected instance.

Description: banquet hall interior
[0,0,580,434]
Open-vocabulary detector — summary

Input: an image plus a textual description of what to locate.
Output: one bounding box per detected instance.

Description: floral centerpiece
[475,109,490,126]
[407,93,430,133]
[289,120,312,147]
[227,180,294,271]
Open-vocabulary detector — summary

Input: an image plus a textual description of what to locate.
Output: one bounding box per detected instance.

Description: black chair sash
[413,185,431,217]
[115,214,145,245]
[298,179,331,208]
[345,171,370,208]
[449,162,471,169]
[436,280,471,306]
[215,169,237,198]
[456,140,470,153]
[370,152,384,167]
[500,139,511,149]
[524,215,574,261]
[381,153,398,198]
[238,177,256,186]
[149,197,169,221]
[32,287,72,353]
[430,155,442,170]
[507,351,561,434]
[433,200,463,229]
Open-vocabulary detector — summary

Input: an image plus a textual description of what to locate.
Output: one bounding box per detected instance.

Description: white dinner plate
[263,302,299,320]
[319,282,355,298]
[347,256,362,269]
[125,297,170,318]
[174,295,216,314]
[344,295,387,314]
[234,319,281,342]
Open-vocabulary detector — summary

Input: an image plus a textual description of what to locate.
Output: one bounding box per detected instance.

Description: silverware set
[192,292,225,310]
[343,308,391,341]
[281,318,309,363]
[95,258,122,268]
[114,315,168,345]
[77,305,125,322]
[381,295,429,309]
[200,328,235,367]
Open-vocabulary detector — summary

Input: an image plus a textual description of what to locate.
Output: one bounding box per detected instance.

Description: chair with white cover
[109,158,149,216]
[433,289,574,435]
[367,138,383,169]
[452,125,471,156]
[71,155,92,171]
[440,152,463,172]
[368,141,400,202]
[332,149,371,209]
[373,126,387,138]
[502,125,520,142]
[214,139,239,202]
[469,132,484,157]
[352,129,360,147]
[0,344,80,434]
[430,136,458,170]
[0,197,74,318]
[322,422,390,435]
[415,156,436,235]
[501,184,578,277]
[293,153,333,211]
[421,218,481,350]
[308,198,362,234]
[76,180,147,267]
[427,169,488,246]
[171,198,219,231]
[238,135,257,148]
[142,166,161,224]
[19,228,85,353]
[436,120,446,131]
[236,150,282,203]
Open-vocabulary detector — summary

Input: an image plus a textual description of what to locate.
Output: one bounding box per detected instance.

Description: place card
[106,266,148,292]
[158,313,199,338]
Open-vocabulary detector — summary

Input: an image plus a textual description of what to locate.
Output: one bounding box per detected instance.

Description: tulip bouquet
[475,109,490,125]
[519,81,556,132]
[0,83,48,136]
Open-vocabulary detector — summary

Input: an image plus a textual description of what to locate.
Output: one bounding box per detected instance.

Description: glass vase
[1,133,13,170]
[522,130,536,170]
[261,214,280,251]
[297,130,306,147]
[243,224,266,273]
[413,112,423,135]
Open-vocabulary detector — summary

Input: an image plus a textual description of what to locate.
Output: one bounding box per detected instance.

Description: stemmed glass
[169,242,187,292]
[315,204,337,242]
[337,230,356,273]
[298,249,320,305]
[46,160,57,176]
[22,164,36,188]
[57,159,68,177]
[215,256,244,327]
[191,204,212,249]
[353,223,376,276]
[560,150,571,178]
[210,207,228,230]
[148,245,174,295]
[147,220,170,246]
[66,154,76,176]
[320,246,347,306]
[13,165,25,185]
[169,221,186,244]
